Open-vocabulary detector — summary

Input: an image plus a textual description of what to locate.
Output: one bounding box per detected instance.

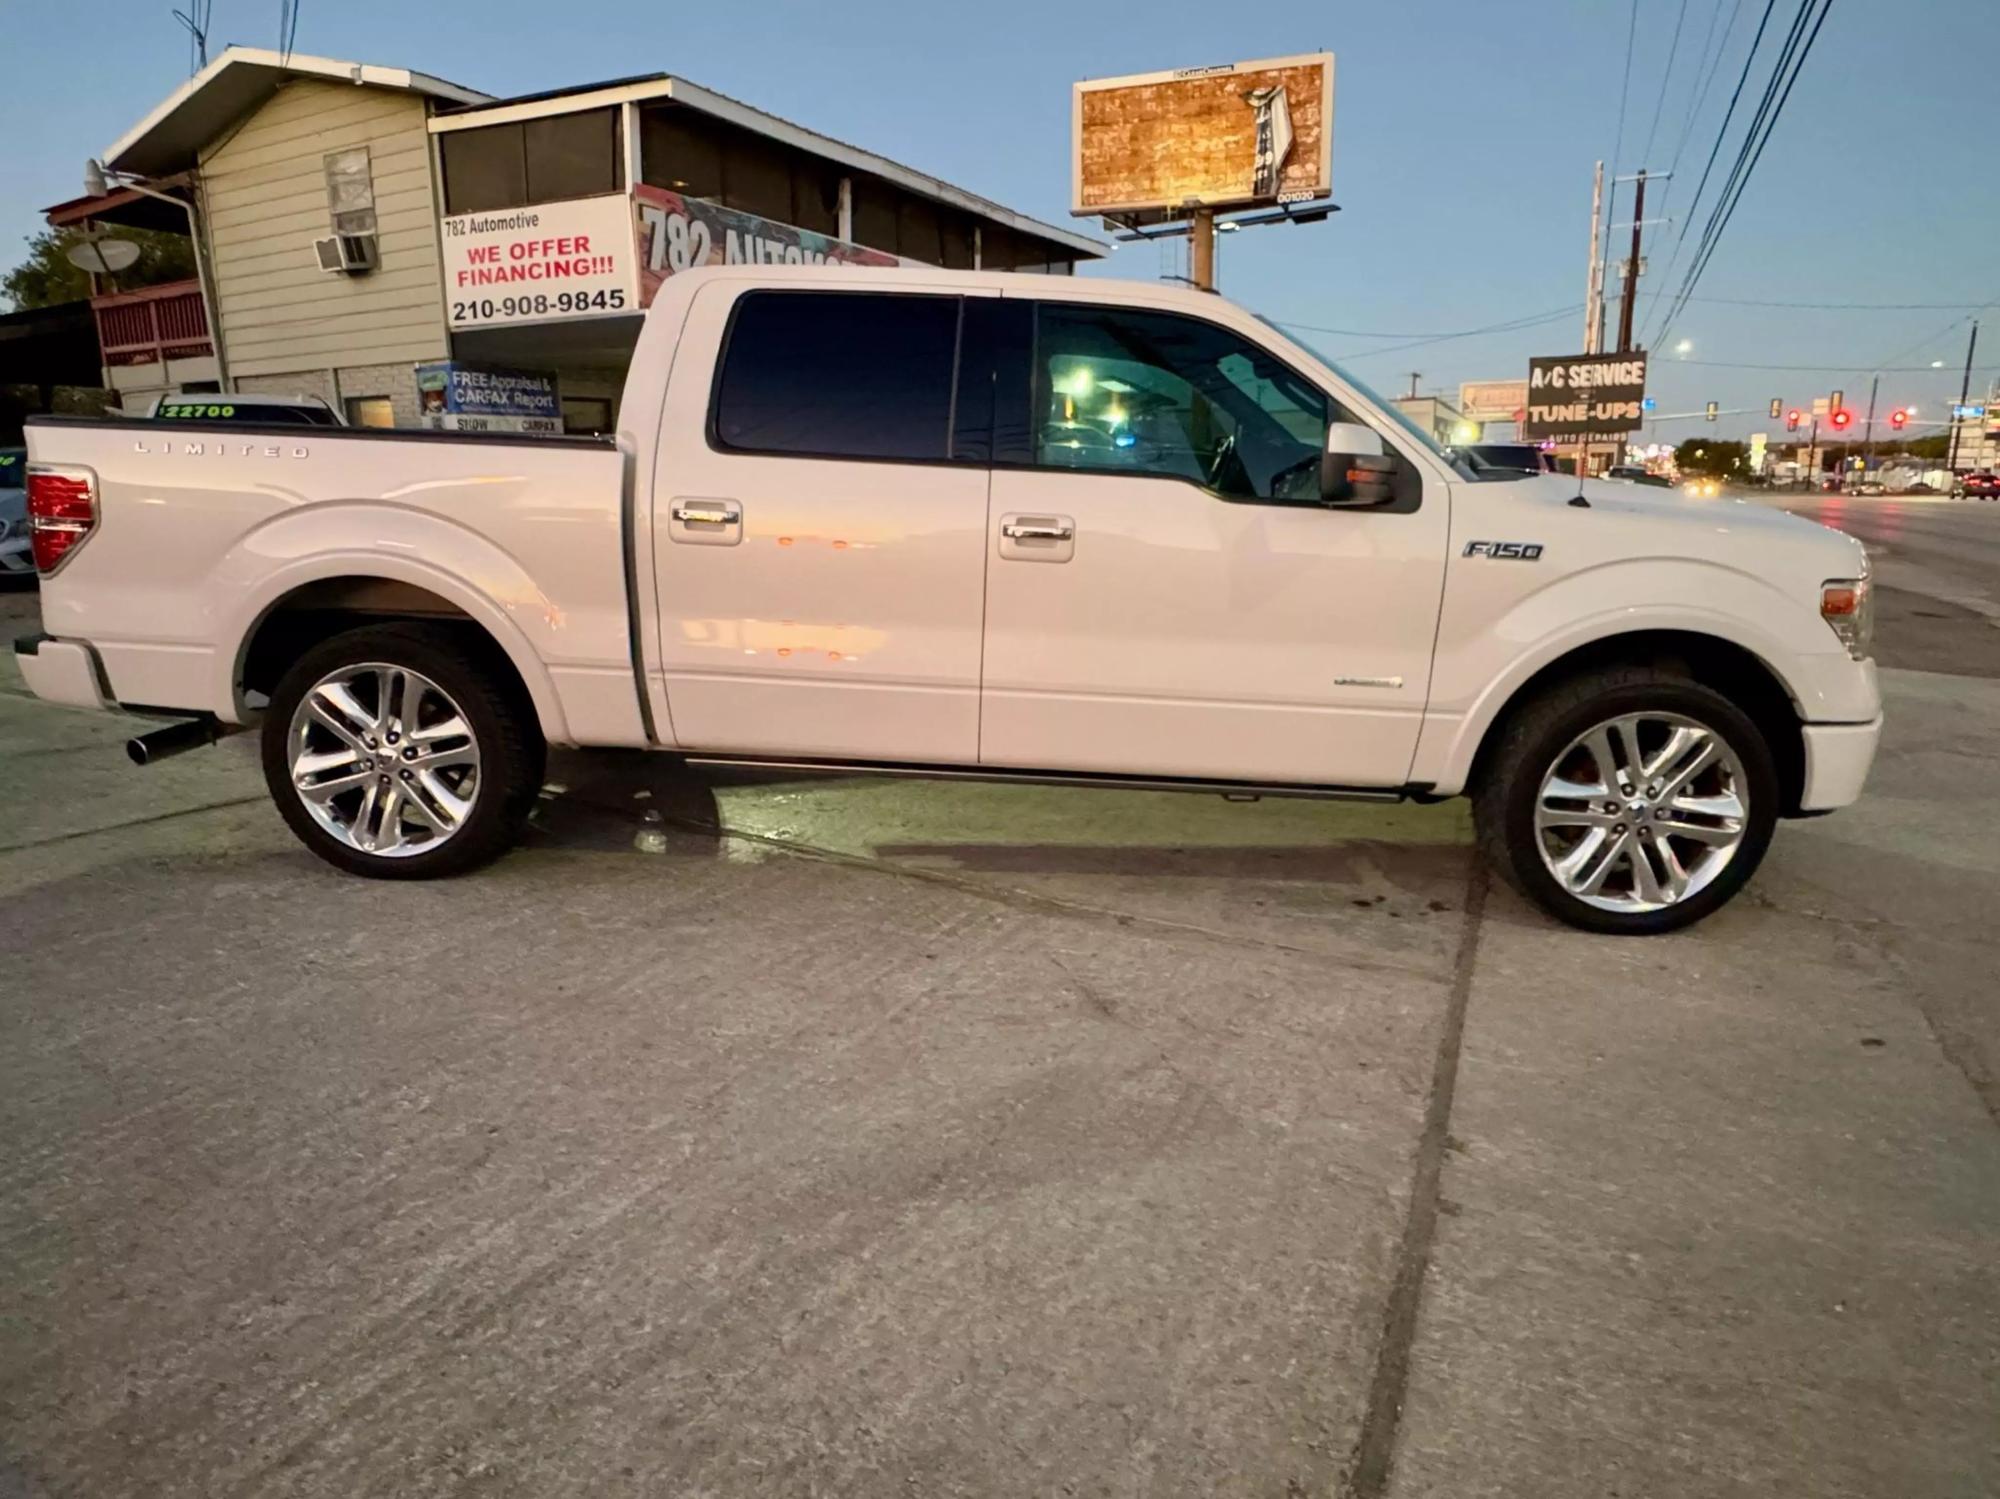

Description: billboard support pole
[1189,209,1217,290]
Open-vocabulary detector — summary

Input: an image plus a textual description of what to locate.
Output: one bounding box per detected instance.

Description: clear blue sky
[4,0,1993,440]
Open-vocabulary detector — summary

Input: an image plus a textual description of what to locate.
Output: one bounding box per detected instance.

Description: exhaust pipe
[127,717,225,766]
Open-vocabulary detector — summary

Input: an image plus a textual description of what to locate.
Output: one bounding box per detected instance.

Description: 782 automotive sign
[1520,353,1648,442]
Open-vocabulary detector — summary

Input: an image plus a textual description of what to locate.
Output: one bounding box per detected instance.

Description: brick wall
[233,362,423,426]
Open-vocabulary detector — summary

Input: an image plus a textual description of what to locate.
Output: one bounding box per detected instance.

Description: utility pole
[1616,170,1647,353]
[1802,412,1820,492]
[1947,318,1979,476]
[1861,373,1879,467]
[1583,160,1604,355]
[1189,209,1216,291]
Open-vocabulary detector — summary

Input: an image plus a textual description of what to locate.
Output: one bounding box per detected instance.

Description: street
[3,496,1999,1497]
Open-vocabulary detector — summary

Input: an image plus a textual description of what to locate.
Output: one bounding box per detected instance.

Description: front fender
[1412,557,1876,794]
[210,502,572,743]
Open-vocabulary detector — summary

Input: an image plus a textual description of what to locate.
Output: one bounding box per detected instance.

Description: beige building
[52,47,1102,430]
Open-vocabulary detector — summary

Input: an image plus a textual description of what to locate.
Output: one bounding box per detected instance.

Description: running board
[679,755,1406,804]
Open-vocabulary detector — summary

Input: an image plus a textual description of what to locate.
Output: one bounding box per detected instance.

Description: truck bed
[23,415,644,747]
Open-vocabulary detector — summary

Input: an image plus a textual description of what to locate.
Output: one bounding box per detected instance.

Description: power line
[1641,0,1780,343]
[1685,295,1991,310]
[1655,0,1834,343]
[1609,0,1640,174]
[1274,306,1580,361]
[1640,0,1692,167]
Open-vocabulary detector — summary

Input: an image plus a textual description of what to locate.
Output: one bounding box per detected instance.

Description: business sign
[632,185,896,304]
[1520,353,1649,442]
[1072,52,1334,218]
[415,362,561,434]
[1459,379,1529,423]
[441,194,639,330]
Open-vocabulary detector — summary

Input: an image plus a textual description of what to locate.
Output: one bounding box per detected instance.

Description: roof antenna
[1568,444,1591,506]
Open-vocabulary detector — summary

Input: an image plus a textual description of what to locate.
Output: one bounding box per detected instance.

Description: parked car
[1455,443,1553,477]
[16,266,1881,934]
[137,391,344,427]
[1955,471,1999,500]
[1606,465,1673,489]
[0,448,29,579]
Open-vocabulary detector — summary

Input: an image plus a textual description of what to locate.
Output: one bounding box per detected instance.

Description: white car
[16,266,1880,933]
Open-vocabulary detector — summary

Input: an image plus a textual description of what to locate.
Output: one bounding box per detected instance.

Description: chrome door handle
[673,503,738,527]
[1002,521,1073,541]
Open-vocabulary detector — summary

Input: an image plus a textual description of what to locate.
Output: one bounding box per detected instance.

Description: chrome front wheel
[287,662,481,858]
[1533,712,1749,914]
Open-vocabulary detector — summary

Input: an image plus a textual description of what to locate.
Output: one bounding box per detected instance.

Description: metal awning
[42,185,195,234]
[432,74,1106,261]
[101,46,490,178]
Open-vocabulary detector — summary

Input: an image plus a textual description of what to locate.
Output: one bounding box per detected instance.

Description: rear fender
[213,503,571,742]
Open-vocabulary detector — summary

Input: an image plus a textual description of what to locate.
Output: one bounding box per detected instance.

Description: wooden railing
[92,280,212,367]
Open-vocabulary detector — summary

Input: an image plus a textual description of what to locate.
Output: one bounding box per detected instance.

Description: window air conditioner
[312,234,379,274]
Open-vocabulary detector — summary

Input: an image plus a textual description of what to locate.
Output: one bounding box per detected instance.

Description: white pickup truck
[17,266,1879,932]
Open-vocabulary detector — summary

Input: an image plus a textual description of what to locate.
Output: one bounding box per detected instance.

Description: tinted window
[713,291,960,462]
[524,109,621,202]
[1031,304,1330,502]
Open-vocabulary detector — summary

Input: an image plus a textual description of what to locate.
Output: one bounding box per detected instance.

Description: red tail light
[27,466,97,575]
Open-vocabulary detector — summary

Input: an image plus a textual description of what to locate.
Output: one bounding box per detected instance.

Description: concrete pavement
[3,555,1997,1496]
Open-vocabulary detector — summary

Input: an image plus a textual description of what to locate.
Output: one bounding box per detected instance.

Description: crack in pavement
[1342,853,1489,1499]
[0,795,266,855]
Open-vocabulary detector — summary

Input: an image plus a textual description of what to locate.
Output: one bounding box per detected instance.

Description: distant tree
[1673,438,1749,477]
[1904,433,1950,461]
[2,226,198,311]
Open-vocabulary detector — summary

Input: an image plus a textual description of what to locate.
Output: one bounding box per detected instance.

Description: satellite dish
[66,237,142,275]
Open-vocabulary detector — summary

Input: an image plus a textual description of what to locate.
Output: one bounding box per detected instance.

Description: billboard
[1520,353,1649,442]
[441,194,639,330]
[632,185,896,304]
[1073,53,1334,218]
[415,363,561,434]
[1459,380,1529,423]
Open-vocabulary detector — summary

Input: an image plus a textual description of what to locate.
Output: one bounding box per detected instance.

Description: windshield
[1258,319,1472,476]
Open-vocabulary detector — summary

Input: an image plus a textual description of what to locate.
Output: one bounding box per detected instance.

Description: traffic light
[1830,408,1854,432]
[1786,408,1802,431]
[1769,398,1783,419]
[1890,408,1909,430]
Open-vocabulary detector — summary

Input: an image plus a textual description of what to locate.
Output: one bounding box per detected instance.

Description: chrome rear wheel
[287,662,481,858]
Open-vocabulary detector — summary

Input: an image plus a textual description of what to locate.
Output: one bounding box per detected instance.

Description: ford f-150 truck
[16,265,1880,933]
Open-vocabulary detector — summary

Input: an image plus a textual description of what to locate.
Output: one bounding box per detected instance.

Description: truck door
[650,284,993,762]
[979,298,1450,786]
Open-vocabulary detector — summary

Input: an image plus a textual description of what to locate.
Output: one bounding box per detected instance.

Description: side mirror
[1320,421,1396,506]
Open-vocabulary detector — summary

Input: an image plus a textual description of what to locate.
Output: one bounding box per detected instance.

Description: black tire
[1471,665,1779,934]
[260,623,545,879]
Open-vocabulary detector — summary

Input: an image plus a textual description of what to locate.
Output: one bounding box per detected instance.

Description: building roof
[432,73,1105,260]
[102,46,491,178]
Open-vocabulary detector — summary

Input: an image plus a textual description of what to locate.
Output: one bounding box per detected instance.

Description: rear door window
[711,290,960,463]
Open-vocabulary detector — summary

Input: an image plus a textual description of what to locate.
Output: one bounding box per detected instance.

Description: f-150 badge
[1463,541,1545,560]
